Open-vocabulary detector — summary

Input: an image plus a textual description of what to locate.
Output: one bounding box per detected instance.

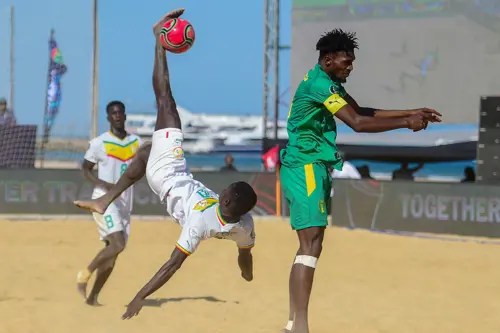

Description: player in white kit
[78,100,143,306]
[74,8,257,319]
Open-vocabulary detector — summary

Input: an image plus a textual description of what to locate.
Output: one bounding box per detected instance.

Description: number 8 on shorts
[104,215,114,229]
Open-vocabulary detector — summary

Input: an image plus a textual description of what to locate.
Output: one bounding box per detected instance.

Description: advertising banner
[0,170,277,216]
[331,179,500,238]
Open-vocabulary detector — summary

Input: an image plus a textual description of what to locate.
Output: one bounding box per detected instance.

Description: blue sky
[0,0,292,137]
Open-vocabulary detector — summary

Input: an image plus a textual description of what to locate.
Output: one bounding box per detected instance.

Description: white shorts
[92,202,131,242]
[146,128,205,223]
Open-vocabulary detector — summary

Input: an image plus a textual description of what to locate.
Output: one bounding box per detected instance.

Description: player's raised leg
[145,9,194,202]
[73,8,186,216]
[74,143,151,214]
[152,17,181,131]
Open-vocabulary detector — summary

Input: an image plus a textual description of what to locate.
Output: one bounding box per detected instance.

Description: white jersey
[146,128,255,256]
[84,131,143,212]
[174,188,256,256]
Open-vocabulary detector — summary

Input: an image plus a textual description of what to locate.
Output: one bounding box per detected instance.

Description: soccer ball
[160,18,195,54]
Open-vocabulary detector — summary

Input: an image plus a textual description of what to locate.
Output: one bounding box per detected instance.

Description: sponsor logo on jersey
[329,85,338,95]
[193,198,218,212]
[174,138,182,145]
[173,147,184,159]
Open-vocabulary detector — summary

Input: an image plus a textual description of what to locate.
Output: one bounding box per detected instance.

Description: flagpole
[90,0,99,140]
[40,29,55,168]
[9,4,14,113]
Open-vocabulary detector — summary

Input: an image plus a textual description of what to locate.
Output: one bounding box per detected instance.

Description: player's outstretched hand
[122,297,144,320]
[412,107,442,123]
[153,8,185,34]
[404,114,426,132]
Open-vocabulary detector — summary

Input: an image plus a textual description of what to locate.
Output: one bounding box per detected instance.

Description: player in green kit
[280,29,441,333]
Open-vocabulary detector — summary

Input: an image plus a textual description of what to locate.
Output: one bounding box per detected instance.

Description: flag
[43,33,67,138]
[262,144,280,170]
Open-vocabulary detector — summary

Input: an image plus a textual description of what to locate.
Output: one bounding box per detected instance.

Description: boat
[125,106,289,153]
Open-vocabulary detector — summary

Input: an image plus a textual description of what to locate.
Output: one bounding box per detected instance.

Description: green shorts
[280,163,332,230]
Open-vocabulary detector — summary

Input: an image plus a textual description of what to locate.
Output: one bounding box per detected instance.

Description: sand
[1,217,499,333]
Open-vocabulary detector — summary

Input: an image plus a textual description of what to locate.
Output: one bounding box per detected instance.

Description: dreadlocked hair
[316,29,358,59]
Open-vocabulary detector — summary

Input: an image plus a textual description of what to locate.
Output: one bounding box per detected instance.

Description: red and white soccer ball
[160,18,195,54]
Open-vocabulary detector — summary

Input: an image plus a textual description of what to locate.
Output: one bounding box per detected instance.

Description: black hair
[106,100,125,113]
[230,181,257,216]
[316,29,358,59]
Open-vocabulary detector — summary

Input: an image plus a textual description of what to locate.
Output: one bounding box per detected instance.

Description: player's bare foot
[85,298,103,307]
[73,199,106,214]
[153,8,185,35]
[77,282,87,300]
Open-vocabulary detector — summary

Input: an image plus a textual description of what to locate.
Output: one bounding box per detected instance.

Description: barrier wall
[330,179,500,238]
[0,170,277,216]
[3,170,500,238]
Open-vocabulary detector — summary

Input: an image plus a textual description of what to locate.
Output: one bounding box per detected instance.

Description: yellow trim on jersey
[304,164,316,197]
[287,102,293,119]
[175,243,192,256]
[107,131,127,141]
[216,205,229,226]
[323,94,347,115]
[103,139,139,162]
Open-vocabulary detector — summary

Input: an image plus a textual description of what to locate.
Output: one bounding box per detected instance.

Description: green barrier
[0,170,277,216]
[330,179,500,238]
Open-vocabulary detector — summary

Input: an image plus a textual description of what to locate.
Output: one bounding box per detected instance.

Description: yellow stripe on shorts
[304,164,316,197]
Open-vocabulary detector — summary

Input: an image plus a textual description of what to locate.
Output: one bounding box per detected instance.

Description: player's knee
[157,95,176,115]
[109,242,125,256]
[299,242,322,258]
[103,258,117,270]
[107,233,126,254]
[297,228,324,257]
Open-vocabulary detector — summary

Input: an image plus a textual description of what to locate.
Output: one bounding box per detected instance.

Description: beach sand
[0,217,499,333]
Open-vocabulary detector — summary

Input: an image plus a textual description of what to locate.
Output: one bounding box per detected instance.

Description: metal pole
[272,0,280,139]
[91,0,99,139]
[262,0,270,140]
[9,4,14,112]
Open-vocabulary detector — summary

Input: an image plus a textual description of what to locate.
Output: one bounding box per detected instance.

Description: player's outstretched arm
[122,248,187,320]
[238,248,253,282]
[334,103,426,133]
[344,93,442,124]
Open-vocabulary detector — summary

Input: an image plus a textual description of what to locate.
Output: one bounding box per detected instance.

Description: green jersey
[280,64,348,170]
